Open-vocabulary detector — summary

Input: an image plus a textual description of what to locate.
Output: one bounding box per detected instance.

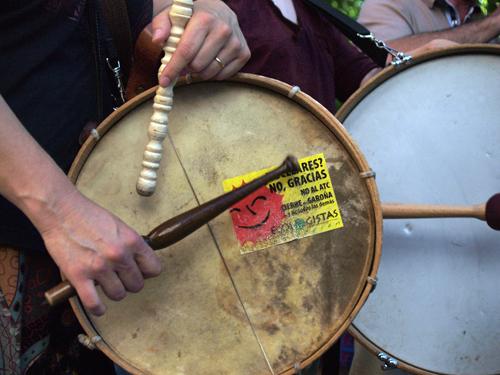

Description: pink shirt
[358,0,481,41]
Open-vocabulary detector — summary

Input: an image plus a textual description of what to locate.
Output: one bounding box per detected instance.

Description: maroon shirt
[225,0,378,113]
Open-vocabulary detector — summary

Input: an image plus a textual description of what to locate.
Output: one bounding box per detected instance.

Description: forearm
[0,96,76,233]
[387,15,500,52]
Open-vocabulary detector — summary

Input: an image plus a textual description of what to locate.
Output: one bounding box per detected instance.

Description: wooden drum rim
[340,44,500,375]
[337,44,500,122]
[348,328,439,375]
[68,73,383,374]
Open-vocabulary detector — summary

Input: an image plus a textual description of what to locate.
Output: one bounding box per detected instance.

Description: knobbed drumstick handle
[136,0,194,196]
[382,203,486,220]
[46,156,300,306]
[382,193,500,230]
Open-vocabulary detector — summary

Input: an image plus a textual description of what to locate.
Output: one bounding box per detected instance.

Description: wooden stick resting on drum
[382,193,500,230]
[45,156,299,306]
[136,0,194,197]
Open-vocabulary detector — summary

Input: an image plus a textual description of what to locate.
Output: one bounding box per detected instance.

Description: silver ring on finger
[215,56,226,69]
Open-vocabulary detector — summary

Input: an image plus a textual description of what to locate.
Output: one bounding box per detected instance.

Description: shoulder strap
[100,0,133,77]
[303,0,388,67]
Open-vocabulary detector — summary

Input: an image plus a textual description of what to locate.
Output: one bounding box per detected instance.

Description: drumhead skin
[68,74,381,374]
[337,45,500,375]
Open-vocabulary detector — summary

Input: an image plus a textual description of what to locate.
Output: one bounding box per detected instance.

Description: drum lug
[357,33,412,67]
[360,169,376,179]
[367,276,378,293]
[78,333,102,350]
[377,352,398,371]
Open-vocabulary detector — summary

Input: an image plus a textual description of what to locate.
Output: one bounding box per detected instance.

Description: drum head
[69,74,381,374]
[338,45,500,375]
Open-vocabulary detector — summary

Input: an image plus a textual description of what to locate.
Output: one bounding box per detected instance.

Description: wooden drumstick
[46,156,300,306]
[136,0,194,197]
[382,193,500,230]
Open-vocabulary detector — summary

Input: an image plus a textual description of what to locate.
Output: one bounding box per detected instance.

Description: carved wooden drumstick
[45,156,299,306]
[382,193,500,230]
[136,0,194,196]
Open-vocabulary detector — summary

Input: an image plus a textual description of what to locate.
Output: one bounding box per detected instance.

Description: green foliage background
[329,0,498,19]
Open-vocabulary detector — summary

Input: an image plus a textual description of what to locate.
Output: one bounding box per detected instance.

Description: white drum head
[338,46,500,374]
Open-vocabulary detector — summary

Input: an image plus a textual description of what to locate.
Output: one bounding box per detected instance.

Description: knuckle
[189,60,205,73]
[216,23,232,40]
[123,234,141,251]
[142,259,163,278]
[225,37,240,54]
[66,263,84,279]
[176,43,196,63]
[196,11,216,27]
[237,49,251,66]
[89,257,108,274]
[242,46,251,61]
[105,244,127,263]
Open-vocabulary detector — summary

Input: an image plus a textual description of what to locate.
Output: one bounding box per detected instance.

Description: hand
[39,189,162,316]
[152,0,250,86]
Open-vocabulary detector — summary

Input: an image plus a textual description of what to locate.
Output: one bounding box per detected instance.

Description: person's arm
[0,96,162,316]
[359,39,459,87]
[359,0,500,52]
[151,0,250,86]
[0,0,249,316]
[386,7,500,52]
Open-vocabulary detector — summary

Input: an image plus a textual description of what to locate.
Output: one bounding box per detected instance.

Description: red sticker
[229,183,285,246]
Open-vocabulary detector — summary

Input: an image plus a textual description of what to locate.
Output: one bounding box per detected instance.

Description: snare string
[165,132,276,375]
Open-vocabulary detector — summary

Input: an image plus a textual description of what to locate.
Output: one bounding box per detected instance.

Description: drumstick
[136,0,194,197]
[45,156,299,307]
[382,193,500,230]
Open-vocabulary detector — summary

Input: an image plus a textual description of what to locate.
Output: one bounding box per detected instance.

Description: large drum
[69,74,381,374]
[337,45,500,375]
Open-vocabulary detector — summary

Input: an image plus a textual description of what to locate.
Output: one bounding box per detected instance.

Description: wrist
[16,171,79,236]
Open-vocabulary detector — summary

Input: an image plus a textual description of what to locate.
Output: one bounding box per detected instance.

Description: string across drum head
[68,74,381,374]
[337,45,500,375]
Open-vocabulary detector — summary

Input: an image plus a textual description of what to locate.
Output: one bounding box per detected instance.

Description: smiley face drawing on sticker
[229,184,285,245]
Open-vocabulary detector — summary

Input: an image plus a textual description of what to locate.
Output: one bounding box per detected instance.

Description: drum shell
[337,45,500,375]
[69,74,382,374]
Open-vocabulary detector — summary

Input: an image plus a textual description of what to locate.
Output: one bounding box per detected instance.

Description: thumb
[151,8,172,45]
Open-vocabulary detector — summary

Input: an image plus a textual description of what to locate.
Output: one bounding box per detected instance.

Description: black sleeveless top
[0,0,151,251]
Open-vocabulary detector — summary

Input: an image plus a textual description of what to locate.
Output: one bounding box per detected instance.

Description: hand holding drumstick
[46,156,299,307]
[137,0,250,196]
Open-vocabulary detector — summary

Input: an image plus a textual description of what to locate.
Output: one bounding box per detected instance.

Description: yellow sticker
[223,153,343,254]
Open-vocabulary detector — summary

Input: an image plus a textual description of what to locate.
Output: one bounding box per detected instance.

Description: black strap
[303,0,388,67]
[101,0,133,78]
[87,0,104,121]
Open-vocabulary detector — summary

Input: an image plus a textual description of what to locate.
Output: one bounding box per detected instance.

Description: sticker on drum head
[223,153,343,254]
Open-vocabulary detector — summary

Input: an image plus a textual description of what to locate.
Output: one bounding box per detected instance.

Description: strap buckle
[106,57,126,106]
[357,33,412,67]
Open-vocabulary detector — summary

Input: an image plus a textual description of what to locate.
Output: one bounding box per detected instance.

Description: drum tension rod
[377,352,399,371]
[360,169,376,179]
[367,276,378,293]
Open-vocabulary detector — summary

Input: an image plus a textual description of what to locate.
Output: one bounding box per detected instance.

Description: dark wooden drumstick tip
[285,155,300,173]
[486,193,500,230]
